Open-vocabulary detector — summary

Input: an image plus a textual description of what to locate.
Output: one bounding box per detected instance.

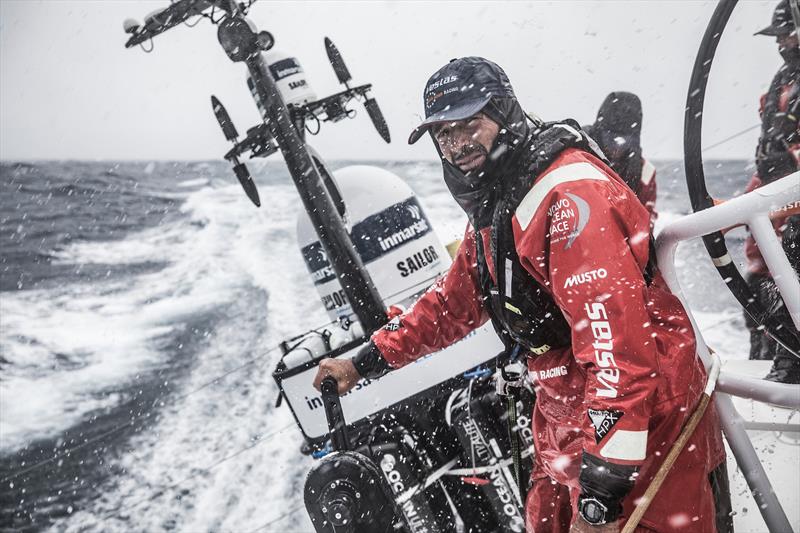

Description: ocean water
[0,158,790,531]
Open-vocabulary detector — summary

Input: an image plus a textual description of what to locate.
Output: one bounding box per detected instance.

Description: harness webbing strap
[506,392,524,499]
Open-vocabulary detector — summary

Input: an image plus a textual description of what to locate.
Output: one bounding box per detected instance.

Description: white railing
[656,172,800,532]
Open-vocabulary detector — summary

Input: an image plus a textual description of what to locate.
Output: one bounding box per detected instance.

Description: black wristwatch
[577,496,610,526]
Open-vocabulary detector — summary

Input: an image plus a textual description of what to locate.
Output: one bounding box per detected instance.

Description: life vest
[475,120,656,356]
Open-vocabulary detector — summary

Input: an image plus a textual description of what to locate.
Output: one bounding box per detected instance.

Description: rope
[394,447,535,505]
[654,123,760,174]
[702,123,761,152]
[621,354,720,532]
[621,394,712,533]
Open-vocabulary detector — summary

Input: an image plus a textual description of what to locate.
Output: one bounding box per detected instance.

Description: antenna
[364,96,391,143]
[211,95,239,141]
[210,95,261,207]
[324,37,352,87]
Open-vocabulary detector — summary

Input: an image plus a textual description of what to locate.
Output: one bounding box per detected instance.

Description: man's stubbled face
[433,113,500,176]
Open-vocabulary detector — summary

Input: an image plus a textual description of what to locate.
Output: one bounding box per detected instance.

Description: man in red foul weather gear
[744,0,800,383]
[314,57,730,532]
[584,92,657,230]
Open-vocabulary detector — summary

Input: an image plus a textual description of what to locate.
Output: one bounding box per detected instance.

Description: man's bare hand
[312,358,361,395]
[569,519,622,533]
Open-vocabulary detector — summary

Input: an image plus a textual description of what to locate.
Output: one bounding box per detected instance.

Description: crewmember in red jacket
[584,92,657,231]
[745,0,800,383]
[314,57,729,532]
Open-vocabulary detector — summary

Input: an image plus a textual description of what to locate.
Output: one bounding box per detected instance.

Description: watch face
[585,501,603,521]
[580,497,607,525]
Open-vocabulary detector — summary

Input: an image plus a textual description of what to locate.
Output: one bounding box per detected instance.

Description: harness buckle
[496,360,527,397]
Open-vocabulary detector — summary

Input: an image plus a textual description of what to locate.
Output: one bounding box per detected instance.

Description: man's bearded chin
[780,43,800,68]
[456,145,489,175]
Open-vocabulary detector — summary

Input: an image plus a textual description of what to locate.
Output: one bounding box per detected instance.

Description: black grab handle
[320,376,350,452]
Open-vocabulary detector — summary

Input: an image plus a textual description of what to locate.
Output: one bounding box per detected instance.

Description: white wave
[0,279,180,451]
[51,223,190,266]
[48,182,331,532]
[56,292,317,533]
[0,179,323,454]
[177,177,210,188]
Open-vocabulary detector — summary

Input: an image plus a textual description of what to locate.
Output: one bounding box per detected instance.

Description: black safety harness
[476,120,607,357]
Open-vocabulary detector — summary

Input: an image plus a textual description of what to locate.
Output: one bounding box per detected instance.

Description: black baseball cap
[755,0,796,36]
[408,57,516,145]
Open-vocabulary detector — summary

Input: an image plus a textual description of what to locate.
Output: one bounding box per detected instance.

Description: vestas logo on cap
[425,75,459,109]
[426,75,459,94]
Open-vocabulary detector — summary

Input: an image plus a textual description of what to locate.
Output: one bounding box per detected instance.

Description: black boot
[755,268,800,383]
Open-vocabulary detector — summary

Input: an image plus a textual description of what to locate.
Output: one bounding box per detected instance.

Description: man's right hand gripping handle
[312,341,392,395]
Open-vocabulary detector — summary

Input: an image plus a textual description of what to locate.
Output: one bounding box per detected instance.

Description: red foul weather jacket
[370,148,725,532]
[745,77,800,275]
[744,174,793,276]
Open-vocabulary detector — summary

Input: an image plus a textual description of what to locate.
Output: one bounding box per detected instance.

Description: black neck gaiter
[434,97,536,229]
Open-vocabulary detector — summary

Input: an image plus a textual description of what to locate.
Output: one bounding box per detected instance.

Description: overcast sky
[0,0,780,161]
